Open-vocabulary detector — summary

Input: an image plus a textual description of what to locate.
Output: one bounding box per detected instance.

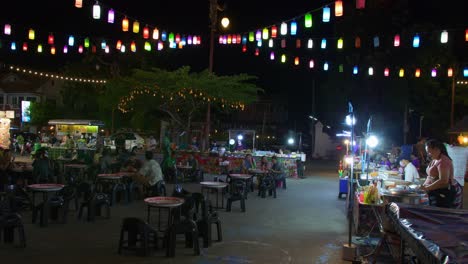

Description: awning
[48,119,105,126]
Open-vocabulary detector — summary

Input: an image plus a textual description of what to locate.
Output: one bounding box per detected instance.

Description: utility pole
[450,76,455,128]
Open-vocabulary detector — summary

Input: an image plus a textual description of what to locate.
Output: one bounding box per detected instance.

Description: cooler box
[339,177,348,198]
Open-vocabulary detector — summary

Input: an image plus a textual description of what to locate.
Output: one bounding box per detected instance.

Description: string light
[8,65,107,84]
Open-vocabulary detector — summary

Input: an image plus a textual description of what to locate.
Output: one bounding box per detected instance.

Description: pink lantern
[394,34,400,47]
[22,42,28,51]
[48,34,54,45]
[384,68,390,77]
[242,45,247,52]
[356,0,365,9]
[4,24,11,35]
[78,45,84,53]
[255,48,259,56]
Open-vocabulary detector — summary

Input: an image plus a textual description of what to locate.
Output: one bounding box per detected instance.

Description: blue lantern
[353,66,358,75]
[323,6,331,22]
[464,67,468,77]
[68,36,75,46]
[290,21,297,35]
[161,31,167,41]
[324,62,329,71]
[321,38,327,49]
[413,34,420,48]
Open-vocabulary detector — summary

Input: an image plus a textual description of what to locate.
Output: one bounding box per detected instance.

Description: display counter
[174,151,300,178]
[46,147,95,162]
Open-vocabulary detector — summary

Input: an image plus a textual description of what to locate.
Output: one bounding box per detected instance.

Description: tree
[28,101,57,126]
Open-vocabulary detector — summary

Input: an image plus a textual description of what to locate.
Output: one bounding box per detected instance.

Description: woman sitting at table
[421,139,460,208]
[242,154,256,173]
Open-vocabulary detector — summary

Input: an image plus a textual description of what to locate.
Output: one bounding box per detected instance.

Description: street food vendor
[420,139,457,208]
[399,159,420,183]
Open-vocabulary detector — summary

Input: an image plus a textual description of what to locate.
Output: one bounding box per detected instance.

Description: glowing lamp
[152,28,159,39]
[28,29,35,40]
[368,67,374,76]
[415,68,421,78]
[262,28,269,39]
[465,29,468,42]
[305,13,312,28]
[290,21,297,35]
[271,26,277,38]
[255,30,261,41]
[229,139,235,145]
[353,66,358,75]
[131,41,136,52]
[339,64,344,73]
[335,1,343,17]
[242,45,247,52]
[337,38,343,49]
[384,67,390,77]
[144,42,151,51]
[394,34,400,47]
[120,45,126,53]
[413,34,420,48]
[268,39,274,48]
[122,17,129,32]
[323,6,331,22]
[133,21,140,33]
[281,39,286,48]
[242,35,247,44]
[281,54,286,63]
[63,45,68,54]
[256,40,262,47]
[356,0,365,9]
[307,39,313,48]
[116,40,122,50]
[447,68,453,77]
[143,26,149,39]
[221,17,229,28]
[10,42,16,50]
[309,59,315,68]
[366,135,379,148]
[399,68,404,77]
[37,44,43,53]
[93,2,101,19]
[345,115,356,126]
[4,24,11,35]
[248,32,254,42]
[22,42,27,51]
[75,0,82,8]
[440,30,448,43]
[175,34,181,43]
[101,41,106,50]
[280,22,287,35]
[288,138,295,145]
[254,48,259,56]
[431,68,437,77]
[78,45,83,53]
[355,36,361,48]
[373,36,379,47]
[324,62,329,71]
[321,38,326,49]
[107,9,114,23]
[68,36,74,46]
[294,57,299,66]
[157,42,163,51]
[48,34,54,45]
[296,39,301,48]
[161,31,167,41]
[105,45,109,53]
[270,51,275,60]
[464,68,468,77]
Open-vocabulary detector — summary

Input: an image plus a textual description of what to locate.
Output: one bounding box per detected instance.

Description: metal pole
[451,76,455,128]
[419,116,424,138]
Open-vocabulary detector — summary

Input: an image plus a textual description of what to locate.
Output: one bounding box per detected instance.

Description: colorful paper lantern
[63,45,68,54]
[431,68,437,77]
[122,17,129,32]
[271,26,277,38]
[356,0,365,9]
[353,66,358,75]
[440,30,448,43]
[337,38,343,49]
[78,45,83,53]
[68,36,74,46]
[290,21,297,35]
[413,34,420,48]
[142,27,149,39]
[107,9,115,23]
[10,42,16,50]
[268,39,274,48]
[4,24,11,35]
[256,40,261,47]
[294,57,299,66]
[280,22,287,35]
[144,42,151,51]
[307,39,313,49]
[37,44,43,53]
[175,34,181,43]
[465,29,468,42]
[242,45,247,52]
[296,39,301,48]
[305,13,312,28]
[131,41,136,52]
[270,51,275,60]
[463,68,468,77]
[116,40,122,50]
[28,29,35,40]
[262,28,269,40]
[399,68,404,77]
[120,45,126,53]
[242,36,247,44]
[355,36,361,48]
[48,33,54,45]
[339,64,344,73]
[22,42,27,51]
[161,31,167,41]
[169,33,175,43]
[335,1,343,17]
[281,54,286,63]
[373,36,379,47]
[324,62,329,71]
[368,67,374,76]
[254,48,259,56]
[394,34,400,47]
[105,45,110,53]
[93,2,101,19]
[249,32,254,42]
[447,68,453,77]
[75,0,82,8]
[133,21,140,33]
[51,46,56,55]
[255,30,261,41]
[281,39,286,48]
[415,68,421,78]
[309,59,315,68]
[152,28,159,40]
[321,38,327,49]
[84,37,90,48]
[323,6,331,22]
[157,42,163,50]
[384,67,390,77]
[101,40,106,49]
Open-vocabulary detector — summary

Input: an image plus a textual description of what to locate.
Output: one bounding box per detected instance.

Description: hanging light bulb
[305,13,312,28]
[122,17,129,32]
[281,54,286,63]
[368,67,374,76]
[93,1,101,19]
[63,45,68,54]
[337,38,343,49]
[262,28,269,40]
[335,1,343,17]
[255,30,261,41]
[4,24,11,35]
[268,39,274,48]
[399,68,405,77]
[294,57,300,66]
[48,33,54,45]
[324,62,329,71]
[355,36,361,48]
[307,39,313,49]
[413,34,420,48]
[353,66,358,75]
[394,34,400,47]
[28,29,35,40]
[440,30,448,43]
[321,38,327,49]
[290,21,297,35]
[384,67,390,77]
[37,44,43,53]
[373,36,379,47]
[10,42,16,51]
[356,0,365,9]
[431,68,437,77]
[448,68,453,77]
[309,59,315,68]
[133,21,140,33]
[323,6,331,22]
[271,26,277,38]
[296,39,301,48]
[68,36,75,46]
[270,51,275,60]
[108,9,115,23]
[415,68,421,78]
[152,28,159,40]
[280,22,287,35]
[75,0,83,8]
[22,42,27,51]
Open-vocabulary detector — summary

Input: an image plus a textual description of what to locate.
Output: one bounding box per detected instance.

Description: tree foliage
[28,101,57,126]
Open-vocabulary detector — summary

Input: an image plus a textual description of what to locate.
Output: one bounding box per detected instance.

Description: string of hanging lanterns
[118,86,245,113]
[73,0,202,46]
[8,65,107,83]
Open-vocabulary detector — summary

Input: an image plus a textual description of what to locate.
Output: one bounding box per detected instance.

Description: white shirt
[139,159,163,186]
[404,162,419,182]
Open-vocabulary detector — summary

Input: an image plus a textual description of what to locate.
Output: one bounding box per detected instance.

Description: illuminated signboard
[21,101,31,122]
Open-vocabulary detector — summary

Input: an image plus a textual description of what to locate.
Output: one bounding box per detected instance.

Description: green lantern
[339,64,344,73]
[144,41,151,51]
[262,28,269,40]
[305,13,312,28]
[249,32,254,42]
[169,33,175,43]
[84,37,90,48]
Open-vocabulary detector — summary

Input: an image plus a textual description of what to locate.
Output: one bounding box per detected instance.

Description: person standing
[16,134,25,156]
[399,159,420,183]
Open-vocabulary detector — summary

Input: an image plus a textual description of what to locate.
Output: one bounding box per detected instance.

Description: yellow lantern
[131,41,136,52]
[294,57,299,66]
[281,54,286,63]
[415,68,421,78]
[28,29,35,40]
[337,38,343,49]
[37,44,43,53]
[122,17,129,32]
[399,68,404,77]
[133,21,140,33]
[50,46,56,55]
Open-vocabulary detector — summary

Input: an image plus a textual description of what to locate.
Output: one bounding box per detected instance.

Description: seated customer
[186,154,200,181]
[269,156,286,189]
[242,154,256,173]
[132,151,164,193]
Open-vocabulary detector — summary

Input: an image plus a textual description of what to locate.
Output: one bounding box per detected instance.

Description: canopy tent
[228,129,256,151]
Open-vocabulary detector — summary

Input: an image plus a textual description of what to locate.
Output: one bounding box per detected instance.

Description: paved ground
[2,158,467,264]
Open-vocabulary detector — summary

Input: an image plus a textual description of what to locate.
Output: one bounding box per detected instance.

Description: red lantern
[394,34,400,47]
[175,34,181,43]
[356,0,365,9]
[143,26,149,39]
[384,67,390,77]
[242,45,247,52]
[296,39,301,48]
[355,36,361,48]
[22,42,28,51]
[237,35,241,44]
[271,26,277,38]
[255,48,259,56]
[48,33,54,45]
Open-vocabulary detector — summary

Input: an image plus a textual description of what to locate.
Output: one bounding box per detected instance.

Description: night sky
[0,0,467,144]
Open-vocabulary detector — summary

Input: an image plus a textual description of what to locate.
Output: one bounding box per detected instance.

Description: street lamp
[221,17,230,28]
[287,137,295,145]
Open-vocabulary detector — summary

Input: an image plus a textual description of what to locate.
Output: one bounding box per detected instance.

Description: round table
[64,163,89,182]
[144,196,184,232]
[96,173,127,205]
[229,173,254,193]
[27,184,65,207]
[200,181,228,209]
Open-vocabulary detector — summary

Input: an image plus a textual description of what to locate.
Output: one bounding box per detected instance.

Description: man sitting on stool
[132,151,164,195]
